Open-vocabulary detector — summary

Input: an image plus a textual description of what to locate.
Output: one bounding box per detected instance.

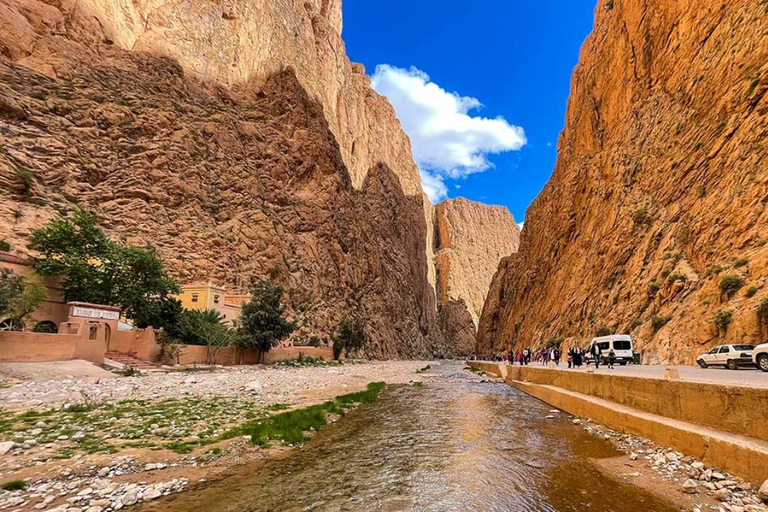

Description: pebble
[759,480,768,503]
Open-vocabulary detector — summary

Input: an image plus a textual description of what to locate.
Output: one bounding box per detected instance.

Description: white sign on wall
[71,306,120,321]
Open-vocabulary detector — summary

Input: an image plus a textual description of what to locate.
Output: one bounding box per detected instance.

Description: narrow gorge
[478,0,768,364]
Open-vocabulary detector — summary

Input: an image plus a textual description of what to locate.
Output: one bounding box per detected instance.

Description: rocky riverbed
[576,419,768,512]
[0,361,435,511]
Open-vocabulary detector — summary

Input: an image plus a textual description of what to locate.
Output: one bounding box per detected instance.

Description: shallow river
[150,363,676,512]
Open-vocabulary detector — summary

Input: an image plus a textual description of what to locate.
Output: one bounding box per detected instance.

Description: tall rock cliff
[0,0,446,356]
[435,198,520,356]
[478,0,768,363]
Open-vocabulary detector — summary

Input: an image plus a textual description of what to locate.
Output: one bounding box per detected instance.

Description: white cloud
[371,65,527,202]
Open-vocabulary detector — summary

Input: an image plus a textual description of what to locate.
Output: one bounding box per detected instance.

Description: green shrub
[695,184,706,198]
[624,318,642,334]
[1,480,27,491]
[15,167,35,194]
[633,208,651,228]
[745,286,758,298]
[0,240,9,252]
[714,310,733,334]
[667,272,687,283]
[705,265,723,278]
[733,257,749,268]
[757,297,768,326]
[647,282,661,297]
[547,335,565,348]
[651,315,672,333]
[594,327,612,337]
[719,275,745,298]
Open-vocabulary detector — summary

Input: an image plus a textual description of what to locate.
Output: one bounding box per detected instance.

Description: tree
[30,209,180,322]
[132,297,183,331]
[238,280,294,362]
[0,269,47,331]
[197,318,237,365]
[331,318,367,360]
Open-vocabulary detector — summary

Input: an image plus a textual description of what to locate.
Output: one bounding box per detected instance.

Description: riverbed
[144,363,676,512]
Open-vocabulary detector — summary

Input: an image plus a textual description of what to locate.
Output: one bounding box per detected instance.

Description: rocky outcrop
[0,0,449,357]
[434,198,520,355]
[435,198,520,324]
[478,0,768,363]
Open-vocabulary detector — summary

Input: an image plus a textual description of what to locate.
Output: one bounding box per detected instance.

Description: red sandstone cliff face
[0,0,449,357]
[478,0,768,363]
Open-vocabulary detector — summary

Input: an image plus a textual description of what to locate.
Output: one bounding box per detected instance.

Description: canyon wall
[435,198,520,355]
[478,0,768,363]
[0,0,448,357]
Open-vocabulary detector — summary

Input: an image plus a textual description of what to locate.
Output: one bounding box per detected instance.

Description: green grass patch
[464,365,486,376]
[1,480,27,491]
[165,441,196,454]
[223,382,385,448]
[267,403,290,412]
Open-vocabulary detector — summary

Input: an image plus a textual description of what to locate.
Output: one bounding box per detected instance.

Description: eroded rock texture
[0,0,449,357]
[435,198,520,321]
[478,0,768,364]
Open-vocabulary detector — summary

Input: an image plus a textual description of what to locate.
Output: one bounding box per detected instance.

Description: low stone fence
[0,324,106,365]
[173,345,334,366]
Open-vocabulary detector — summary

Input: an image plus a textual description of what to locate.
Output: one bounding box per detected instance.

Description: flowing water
[150,363,676,512]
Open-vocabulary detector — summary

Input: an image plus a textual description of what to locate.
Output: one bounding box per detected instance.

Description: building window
[214,294,220,304]
[89,324,98,340]
[191,293,199,303]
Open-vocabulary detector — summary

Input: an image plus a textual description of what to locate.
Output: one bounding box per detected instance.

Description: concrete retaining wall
[468,362,768,484]
[471,363,768,442]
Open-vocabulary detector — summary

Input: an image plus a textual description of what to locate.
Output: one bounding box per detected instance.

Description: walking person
[608,348,616,369]
[567,346,573,369]
[592,342,603,370]
[523,348,530,365]
[554,348,561,366]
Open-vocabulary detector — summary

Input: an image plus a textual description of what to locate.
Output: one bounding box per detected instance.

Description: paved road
[497,362,768,389]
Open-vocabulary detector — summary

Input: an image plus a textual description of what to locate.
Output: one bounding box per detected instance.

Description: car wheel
[698,360,708,369]
[758,354,768,373]
[620,362,628,366]
[727,359,738,370]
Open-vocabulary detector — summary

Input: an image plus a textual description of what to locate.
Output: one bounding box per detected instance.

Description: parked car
[584,334,634,365]
[696,345,755,370]
[753,343,768,373]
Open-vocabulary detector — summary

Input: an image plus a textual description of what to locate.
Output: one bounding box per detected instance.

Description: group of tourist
[489,342,618,370]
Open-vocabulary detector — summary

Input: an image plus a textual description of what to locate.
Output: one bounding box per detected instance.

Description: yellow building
[176,283,244,327]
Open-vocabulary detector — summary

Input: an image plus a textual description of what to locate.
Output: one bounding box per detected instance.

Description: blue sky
[342,0,597,223]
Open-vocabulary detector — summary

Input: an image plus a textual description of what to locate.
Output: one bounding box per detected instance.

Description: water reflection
[147,363,675,512]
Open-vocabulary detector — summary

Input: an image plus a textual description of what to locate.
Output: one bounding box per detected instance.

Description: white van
[585,335,634,365]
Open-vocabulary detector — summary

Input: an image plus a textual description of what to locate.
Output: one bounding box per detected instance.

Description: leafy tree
[132,298,183,331]
[238,280,295,362]
[30,209,180,322]
[197,317,237,365]
[0,268,47,330]
[331,318,367,360]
